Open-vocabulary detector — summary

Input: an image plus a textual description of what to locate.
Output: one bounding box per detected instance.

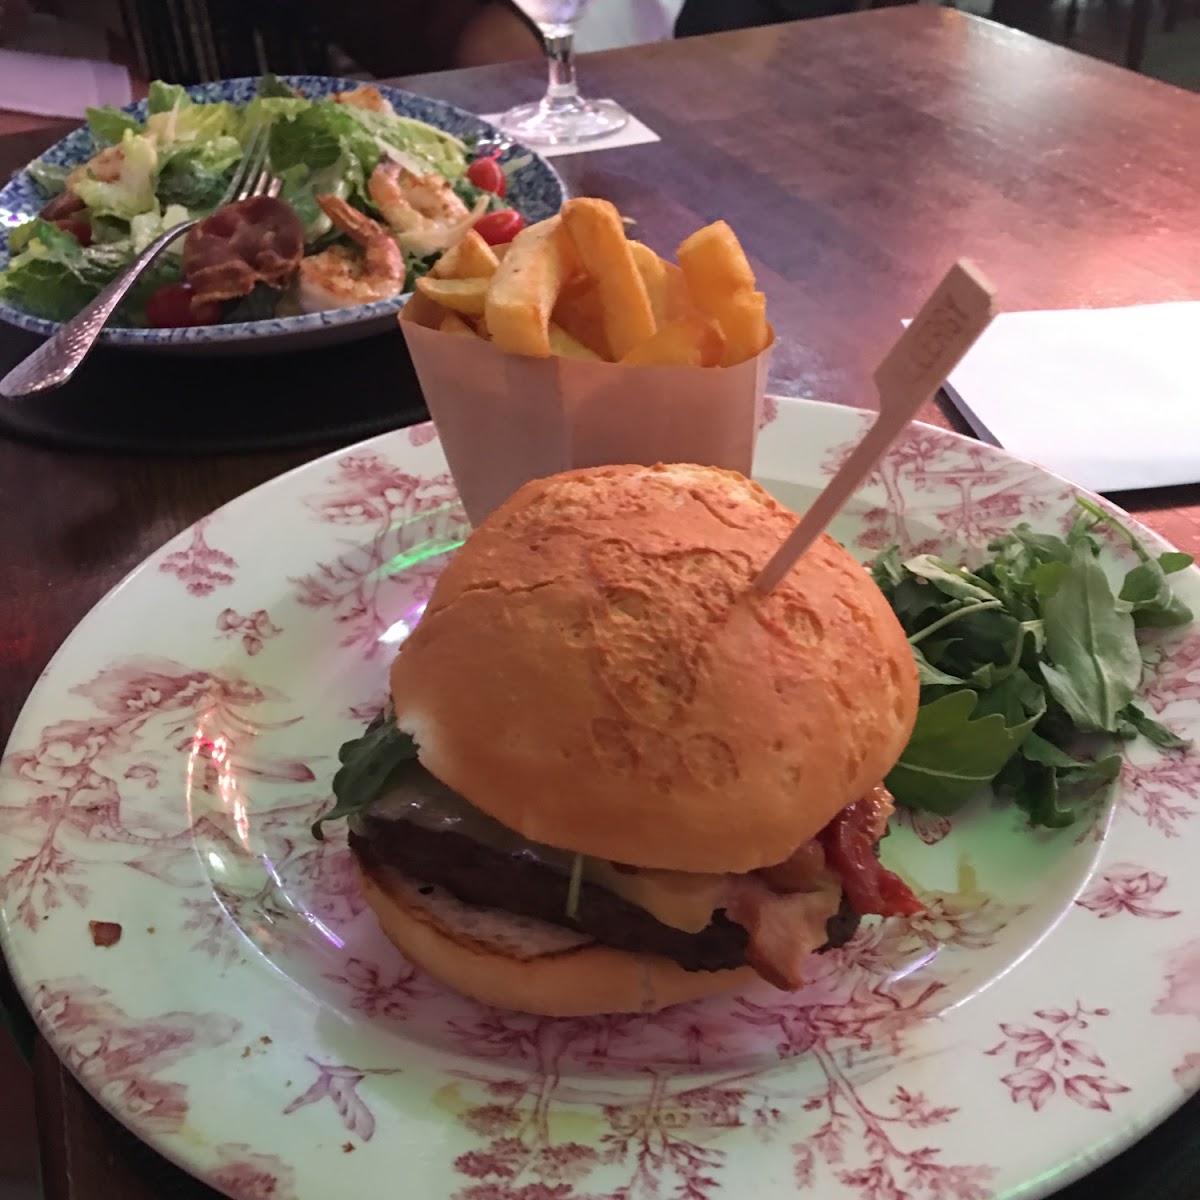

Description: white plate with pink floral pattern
[2,396,1199,1200]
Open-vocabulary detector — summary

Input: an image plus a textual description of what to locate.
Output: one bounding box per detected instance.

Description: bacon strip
[724,841,842,989]
[183,196,305,306]
[722,785,922,989]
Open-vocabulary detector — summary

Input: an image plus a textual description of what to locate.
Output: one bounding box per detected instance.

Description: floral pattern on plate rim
[1,396,1199,1200]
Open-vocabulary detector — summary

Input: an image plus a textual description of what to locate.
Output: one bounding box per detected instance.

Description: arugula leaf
[86,105,142,144]
[879,495,1194,831]
[1119,702,1190,749]
[1120,559,1193,628]
[1035,543,1141,732]
[991,525,1074,566]
[887,688,1042,814]
[996,733,1121,827]
[311,713,419,839]
[911,645,965,687]
[904,555,998,604]
[870,545,907,594]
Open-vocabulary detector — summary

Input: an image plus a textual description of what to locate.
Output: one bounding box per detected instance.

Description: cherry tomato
[819,799,924,918]
[466,156,507,198]
[144,284,222,329]
[53,218,92,247]
[39,190,85,222]
[473,210,525,246]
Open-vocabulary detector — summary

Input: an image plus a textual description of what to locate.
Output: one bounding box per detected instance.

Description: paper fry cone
[400,316,774,526]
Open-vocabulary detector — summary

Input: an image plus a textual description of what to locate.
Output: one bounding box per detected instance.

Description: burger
[315,463,922,1016]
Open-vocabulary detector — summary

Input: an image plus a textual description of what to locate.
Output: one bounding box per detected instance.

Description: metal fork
[1,126,280,400]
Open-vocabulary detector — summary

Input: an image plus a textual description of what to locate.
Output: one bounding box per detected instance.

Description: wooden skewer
[754,259,998,594]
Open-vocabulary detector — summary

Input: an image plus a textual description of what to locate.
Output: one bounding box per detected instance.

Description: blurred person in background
[675,0,858,34]
[113,0,542,81]
[674,0,1054,39]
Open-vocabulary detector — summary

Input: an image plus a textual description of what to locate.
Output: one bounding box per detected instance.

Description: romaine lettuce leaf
[269,103,379,175]
[341,106,468,178]
[256,73,300,99]
[0,220,132,320]
[71,130,159,220]
[268,104,377,211]
[147,80,192,115]
[86,105,143,145]
[147,101,240,148]
[130,204,192,254]
[242,95,310,131]
[156,137,241,209]
[277,162,350,241]
[26,159,70,196]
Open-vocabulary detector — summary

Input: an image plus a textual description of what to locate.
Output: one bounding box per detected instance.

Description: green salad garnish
[877,496,1192,828]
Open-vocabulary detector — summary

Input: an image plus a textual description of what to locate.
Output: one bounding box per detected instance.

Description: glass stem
[542,30,581,112]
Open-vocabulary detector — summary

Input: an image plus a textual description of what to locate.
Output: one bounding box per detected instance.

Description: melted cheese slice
[585,862,729,933]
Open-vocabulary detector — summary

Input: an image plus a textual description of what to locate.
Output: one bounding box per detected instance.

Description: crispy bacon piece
[820,785,923,918]
[183,195,305,306]
[723,786,921,989]
[88,920,122,947]
[724,841,842,989]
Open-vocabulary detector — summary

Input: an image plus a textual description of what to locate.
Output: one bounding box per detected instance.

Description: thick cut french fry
[416,275,490,316]
[440,311,479,337]
[432,230,500,280]
[628,241,690,328]
[485,216,578,356]
[715,289,770,366]
[399,287,446,329]
[552,277,611,360]
[676,220,757,299]
[560,198,656,359]
[548,323,601,360]
[620,312,726,368]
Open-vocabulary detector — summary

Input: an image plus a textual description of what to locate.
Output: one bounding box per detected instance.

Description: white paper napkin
[937,301,1200,493]
[480,111,660,157]
[0,49,132,119]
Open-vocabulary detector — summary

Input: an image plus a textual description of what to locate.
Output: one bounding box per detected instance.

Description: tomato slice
[467,156,507,198]
[144,283,222,329]
[819,798,924,917]
[473,210,525,246]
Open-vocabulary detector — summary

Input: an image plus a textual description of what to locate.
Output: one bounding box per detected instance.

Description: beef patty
[351,815,861,973]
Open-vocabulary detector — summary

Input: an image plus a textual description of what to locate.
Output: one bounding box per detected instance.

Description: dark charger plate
[0,322,429,455]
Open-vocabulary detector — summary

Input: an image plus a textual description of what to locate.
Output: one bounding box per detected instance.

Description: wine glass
[499,0,629,145]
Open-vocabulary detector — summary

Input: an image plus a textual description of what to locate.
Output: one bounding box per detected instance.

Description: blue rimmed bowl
[0,76,566,357]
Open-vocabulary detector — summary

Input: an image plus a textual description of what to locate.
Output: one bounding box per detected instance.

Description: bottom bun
[355,857,758,1017]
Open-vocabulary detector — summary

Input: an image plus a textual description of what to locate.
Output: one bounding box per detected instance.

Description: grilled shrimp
[296,195,406,313]
[367,161,488,256]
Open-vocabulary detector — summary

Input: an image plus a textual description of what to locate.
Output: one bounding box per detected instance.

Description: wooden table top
[2,8,1199,1198]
